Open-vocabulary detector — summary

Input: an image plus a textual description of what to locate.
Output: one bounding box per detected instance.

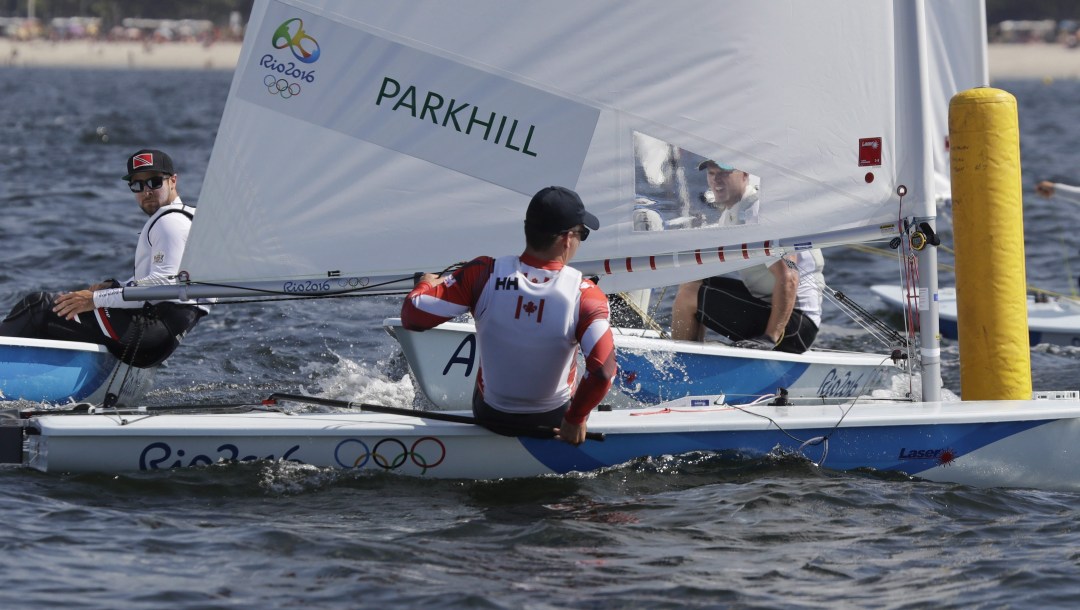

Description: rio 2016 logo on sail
[260,17,320,99]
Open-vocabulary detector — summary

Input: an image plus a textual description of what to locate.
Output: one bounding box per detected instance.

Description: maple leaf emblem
[522,301,538,316]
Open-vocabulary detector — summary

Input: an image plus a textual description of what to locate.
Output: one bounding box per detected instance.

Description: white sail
[129,0,940,300]
[926,0,989,202]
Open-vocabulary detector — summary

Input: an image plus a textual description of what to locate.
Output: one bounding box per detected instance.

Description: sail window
[633,131,760,232]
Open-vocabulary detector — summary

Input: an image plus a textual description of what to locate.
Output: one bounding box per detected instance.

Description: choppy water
[2,67,1080,609]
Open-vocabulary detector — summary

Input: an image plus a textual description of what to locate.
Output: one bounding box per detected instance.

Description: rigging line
[727,400,858,468]
[845,243,957,274]
[893,222,921,399]
[824,286,907,348]
[612,291,669,338]
[780,256,906,352]
[101,310,152,409]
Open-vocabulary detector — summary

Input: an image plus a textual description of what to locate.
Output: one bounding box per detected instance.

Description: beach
[2,38,1080,79]
[987,42,1080,79]
[0,39,242,71]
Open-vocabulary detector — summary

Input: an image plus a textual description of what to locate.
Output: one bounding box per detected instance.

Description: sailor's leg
[696,277,771,343]
[775,310,819,354]
[0,292,59,337]
[671,280,705,341]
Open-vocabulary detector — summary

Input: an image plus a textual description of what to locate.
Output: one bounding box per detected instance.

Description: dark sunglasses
[128,175,168,193]
[561,226,590,242]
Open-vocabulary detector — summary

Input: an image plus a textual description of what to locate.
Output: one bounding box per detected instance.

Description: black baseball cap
[525,186,599,234]
[122,149,174,180]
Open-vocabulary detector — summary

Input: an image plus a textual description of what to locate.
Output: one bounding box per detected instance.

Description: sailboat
[6,0,1080,492]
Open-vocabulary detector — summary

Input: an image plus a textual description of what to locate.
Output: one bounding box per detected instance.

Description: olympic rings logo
[265,75,301,99]
[337,277,370,289]
[335,437,447,473]
[272,18,321,64]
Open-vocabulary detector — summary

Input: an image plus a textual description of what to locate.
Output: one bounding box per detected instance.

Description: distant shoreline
[2,39,1079,79]
[0,39,241,71]
[987,42,1080,79]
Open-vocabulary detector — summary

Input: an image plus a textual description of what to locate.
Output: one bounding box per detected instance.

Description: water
[2,67,1080,609]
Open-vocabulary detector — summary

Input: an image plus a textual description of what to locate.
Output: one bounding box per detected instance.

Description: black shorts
[0,292,204,368]
[696,276,818,354]
[471,387,568,439]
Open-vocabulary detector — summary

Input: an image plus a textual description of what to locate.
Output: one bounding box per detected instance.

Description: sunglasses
[561,226,590,242]
[128,175,168,193]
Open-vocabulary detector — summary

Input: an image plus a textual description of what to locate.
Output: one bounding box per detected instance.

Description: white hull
[872,284,1080,347]
[0,337,153,406]
[12,395,1080,491]
[384,318,898,409]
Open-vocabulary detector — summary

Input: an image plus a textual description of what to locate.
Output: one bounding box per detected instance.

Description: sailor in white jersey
[0,149,209,367]
[671,159,825,353]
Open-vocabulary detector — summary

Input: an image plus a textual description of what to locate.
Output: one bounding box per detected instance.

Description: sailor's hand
[554,417,586,446]
[1036,181,1055,198]
[53,290,96,320]
[734,334,777,350]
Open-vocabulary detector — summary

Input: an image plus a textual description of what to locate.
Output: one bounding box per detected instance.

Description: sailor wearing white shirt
[670,159,824,353]
[0,149,208,368]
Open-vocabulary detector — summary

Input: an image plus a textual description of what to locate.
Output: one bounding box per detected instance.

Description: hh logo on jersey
[515,296,544,323]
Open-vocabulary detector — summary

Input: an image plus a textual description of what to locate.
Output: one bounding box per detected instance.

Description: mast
[896,0,943,402]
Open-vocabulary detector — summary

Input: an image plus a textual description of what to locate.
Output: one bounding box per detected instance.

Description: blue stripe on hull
[0,345,113,403]
[615,350,808,405]
[521,419,1048,477]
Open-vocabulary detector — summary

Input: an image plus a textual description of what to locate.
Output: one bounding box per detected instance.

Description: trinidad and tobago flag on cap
[122,149,175,180]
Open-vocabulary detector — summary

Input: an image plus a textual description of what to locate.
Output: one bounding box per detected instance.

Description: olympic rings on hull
[335,437,447,474]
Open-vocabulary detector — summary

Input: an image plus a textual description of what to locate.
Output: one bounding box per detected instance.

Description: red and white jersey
[401,253,616,424]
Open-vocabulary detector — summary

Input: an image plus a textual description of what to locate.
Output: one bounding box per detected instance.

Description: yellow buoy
[949,87,1031,400]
